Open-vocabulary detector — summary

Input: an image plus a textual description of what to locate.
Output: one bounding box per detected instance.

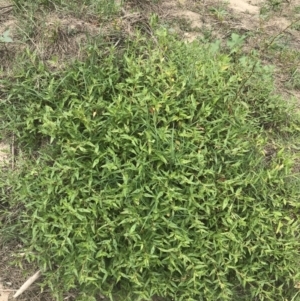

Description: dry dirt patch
[0,0,17,71]
[0,143,9,166]
[0,281,11,301]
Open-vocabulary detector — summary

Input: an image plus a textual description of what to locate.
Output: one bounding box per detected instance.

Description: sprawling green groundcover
[1,28,300,301]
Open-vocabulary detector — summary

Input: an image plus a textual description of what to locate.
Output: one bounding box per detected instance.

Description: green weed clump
[1,30,300,301]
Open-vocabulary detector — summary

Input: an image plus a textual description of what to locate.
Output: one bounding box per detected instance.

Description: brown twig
[11,133,14,170]
[0,5,14,14]
[0,5,14,10]
[13,270,41,298]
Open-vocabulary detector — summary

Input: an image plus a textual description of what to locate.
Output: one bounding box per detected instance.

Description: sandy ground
[0,143,9,166]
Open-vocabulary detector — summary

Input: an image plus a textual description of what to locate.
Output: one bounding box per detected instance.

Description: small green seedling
[227,33,246,54]
[0,30,13,43]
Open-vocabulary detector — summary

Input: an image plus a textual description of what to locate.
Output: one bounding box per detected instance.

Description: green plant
[1,28,300,301]
[177,18,193,32]
[262,0,283,12]
[294,6,300,13]
[291,22,300,31]
[0,169,25,245]
[227,33,246,54]
[200,26,214,42]
[286,68,300,90]
[209,6,228,21]
[0,30,13,43]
